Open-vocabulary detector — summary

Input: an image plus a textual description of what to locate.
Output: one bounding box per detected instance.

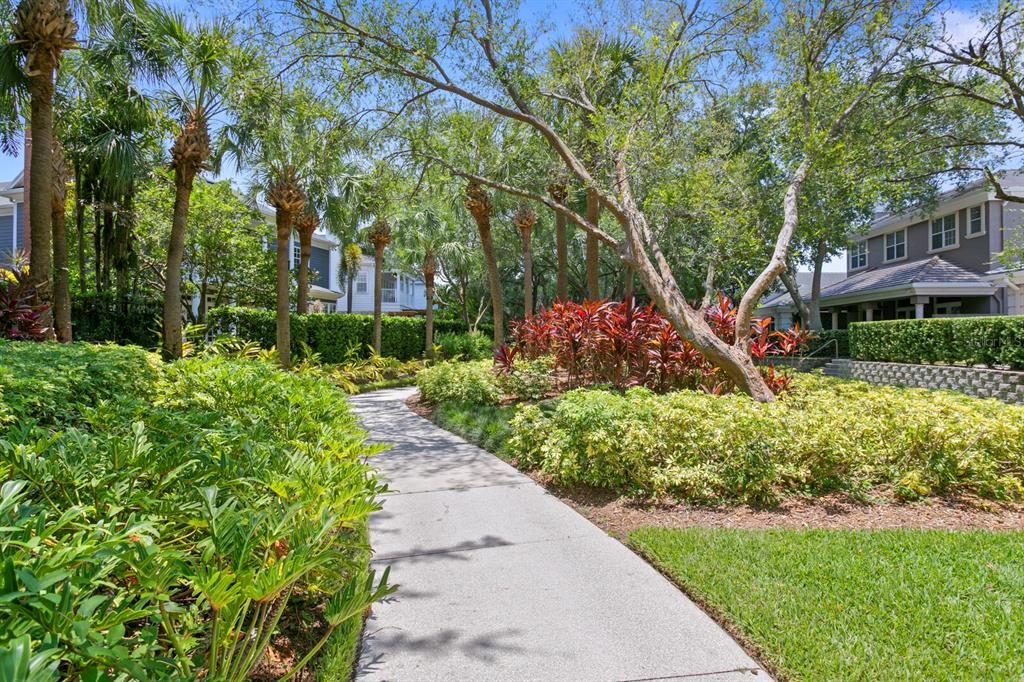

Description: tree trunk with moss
[464,182,503,347]
[514,203,537,317]
[585,188,600,300]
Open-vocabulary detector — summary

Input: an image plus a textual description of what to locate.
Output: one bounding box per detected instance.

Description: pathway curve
[350,387,770,682]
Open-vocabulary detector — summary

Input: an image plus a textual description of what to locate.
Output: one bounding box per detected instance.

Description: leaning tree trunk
[808,237,827,331]
[585,188,600,300]
[51,139,71,341]
[423,250,436,359]
[547,182,569,301]
[513,203,537,317]
[163,111,210,360]
[464,183,503,348]
[780,268,813,329]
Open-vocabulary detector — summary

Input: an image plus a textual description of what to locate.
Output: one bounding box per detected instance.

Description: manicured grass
[630,527,1024,681]
[432,401,517,459]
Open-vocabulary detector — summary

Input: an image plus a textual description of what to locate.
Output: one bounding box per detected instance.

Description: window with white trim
[930,214,957,250]
[884,230,905,262]
[967,205,984,236]
[849,241,867,270]
[292,239,301,268]
[356,272,368,293]
[381,272,397,303]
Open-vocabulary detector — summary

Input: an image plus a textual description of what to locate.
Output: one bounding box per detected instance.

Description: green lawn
[630,527,1024,681]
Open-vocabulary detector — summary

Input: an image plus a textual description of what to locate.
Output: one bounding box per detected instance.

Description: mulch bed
[407,393,1024,535]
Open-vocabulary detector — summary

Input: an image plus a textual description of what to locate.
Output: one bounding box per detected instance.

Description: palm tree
[10,0,76,325]
[342,243,361,314]
[546,179,569,300]
[513,202,537,317]
[50,136,70,340]
[155,13,238,360]
[265,164,305,367]
[463,181,503,348]
[294,209,319,313]
[367,215,391,354]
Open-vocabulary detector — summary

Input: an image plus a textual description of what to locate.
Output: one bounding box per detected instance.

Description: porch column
[830,310,839,330]
[865,307,875,322]
[911,295,929,320]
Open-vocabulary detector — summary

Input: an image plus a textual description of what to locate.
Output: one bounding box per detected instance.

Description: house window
[884,230,906,262]
[356,273,368,293]
[381,272,397,303]
[930,213,957,251]
[292,239,301,268]
[967,205,984,236]
[849,241,867,270]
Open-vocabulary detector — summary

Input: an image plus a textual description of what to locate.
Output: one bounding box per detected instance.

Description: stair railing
[799,338,840,360]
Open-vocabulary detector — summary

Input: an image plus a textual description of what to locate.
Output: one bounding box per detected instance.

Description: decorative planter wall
[822,358,1024,404]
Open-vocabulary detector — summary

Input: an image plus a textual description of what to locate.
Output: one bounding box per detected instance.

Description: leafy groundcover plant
[0,341,392,681]
[509,374,1024,506]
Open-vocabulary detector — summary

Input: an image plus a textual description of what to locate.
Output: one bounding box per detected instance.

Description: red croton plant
[502,295,812,396]
[0,265,52,341]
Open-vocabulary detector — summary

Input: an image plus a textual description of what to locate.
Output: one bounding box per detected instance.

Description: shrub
[0,348,392,679]
[508,296,791,395]
[809,329,850,357]
[416,360,501,405]
[208,306,426,361]
[508,373,1024,505]
[0,341,161,426]
[496,356,555,401]
[849,317,1024,369]
[0,265,48,341]
[71,292,162,347]
[436,331,492,360]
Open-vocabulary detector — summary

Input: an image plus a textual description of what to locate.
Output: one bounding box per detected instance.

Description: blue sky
[0,0,992,273]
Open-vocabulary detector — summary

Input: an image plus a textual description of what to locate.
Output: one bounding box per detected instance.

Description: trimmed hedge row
[849,317,1024,369]
[810,329,850,357]
[208,306,425,361]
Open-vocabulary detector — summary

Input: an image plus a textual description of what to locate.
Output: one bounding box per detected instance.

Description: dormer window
[849,241,867,270]
[929,213,958,251]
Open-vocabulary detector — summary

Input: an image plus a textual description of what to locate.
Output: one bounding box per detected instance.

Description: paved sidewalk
[350,387,770,682]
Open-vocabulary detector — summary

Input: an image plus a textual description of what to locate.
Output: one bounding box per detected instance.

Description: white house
[0,170,26,266]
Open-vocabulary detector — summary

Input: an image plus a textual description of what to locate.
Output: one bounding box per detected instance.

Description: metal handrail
[798,338,840,360]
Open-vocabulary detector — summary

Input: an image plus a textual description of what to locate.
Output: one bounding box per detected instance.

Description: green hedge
[808,330,849,357]
[208,306,426,361]
[849,317,1024,369]
[71,293,163,347]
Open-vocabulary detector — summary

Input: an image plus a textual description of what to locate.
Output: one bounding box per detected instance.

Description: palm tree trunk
[585,188,600,300]
[75,169,86,293]
[478,218,504,347]
[373,244,384,354]
[162,174,194,360]
[52,189,71,342]
[346,272,354,313]
[198,279,208,322]
[275,214,293,368]
[522,230,533,317]
[27,81,54,331]
[92,205,101,292]
[555,211,568,301]
[297,238,311,313]
[424,267,435,359]
[101,209,113,292]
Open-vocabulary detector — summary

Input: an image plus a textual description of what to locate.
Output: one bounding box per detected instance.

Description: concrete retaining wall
[756,356,831,372]
[836,360,1024,403]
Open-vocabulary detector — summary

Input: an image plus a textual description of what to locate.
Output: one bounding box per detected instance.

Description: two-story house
[761,174,1024,329]
[1,167,427,315]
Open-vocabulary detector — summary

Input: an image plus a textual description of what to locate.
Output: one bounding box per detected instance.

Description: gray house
[761,174,1024,329]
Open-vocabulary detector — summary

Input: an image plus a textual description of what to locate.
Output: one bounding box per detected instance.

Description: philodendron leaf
[0,635,59,682]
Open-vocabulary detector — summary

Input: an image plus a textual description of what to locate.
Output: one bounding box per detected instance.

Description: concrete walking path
[350,387,770,682]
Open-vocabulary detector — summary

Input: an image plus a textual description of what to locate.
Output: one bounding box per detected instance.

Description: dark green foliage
[631,528,1024,681]
[850,317,1024,368]
[208,306,426,361]
[433,401,518,459]
[433,318,494,337]
[0,344,391,679]
[71,293,163,347]
[809,329,849,357]
[0,341,161,426]
[436,331,492,360]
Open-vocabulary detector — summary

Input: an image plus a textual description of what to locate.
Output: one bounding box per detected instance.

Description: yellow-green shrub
[416,360,501,405]
[509,374,1024,505]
